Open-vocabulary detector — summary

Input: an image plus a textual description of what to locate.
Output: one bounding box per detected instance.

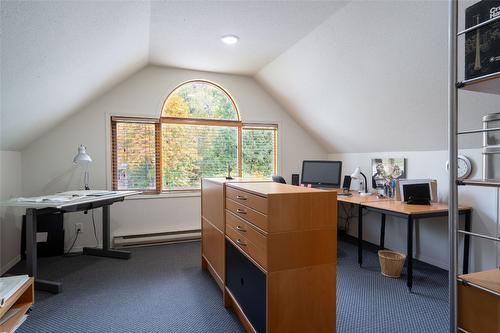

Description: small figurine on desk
[226,163,233,180]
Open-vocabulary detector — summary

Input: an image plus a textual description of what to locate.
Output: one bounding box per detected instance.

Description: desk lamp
[351,167,370,196]
[73,145,92,190]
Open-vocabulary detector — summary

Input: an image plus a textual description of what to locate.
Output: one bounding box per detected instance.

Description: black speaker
[291,174,300,186]
[342,175,351,191]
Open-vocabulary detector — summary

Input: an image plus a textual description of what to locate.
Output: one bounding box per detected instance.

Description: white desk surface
[1,191,140,209]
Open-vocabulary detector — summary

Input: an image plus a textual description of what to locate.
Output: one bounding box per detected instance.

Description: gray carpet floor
[9,238,448,333]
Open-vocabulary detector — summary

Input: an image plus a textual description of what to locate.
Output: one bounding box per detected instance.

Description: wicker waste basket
[378,250,406,278]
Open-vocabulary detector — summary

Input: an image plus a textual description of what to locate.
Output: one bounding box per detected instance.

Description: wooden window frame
[111,81,278,193]
[241,124,278,177]
[111,116,160,194]
[112,117,279,193]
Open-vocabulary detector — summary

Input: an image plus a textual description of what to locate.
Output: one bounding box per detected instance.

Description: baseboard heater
[113,229,201,248]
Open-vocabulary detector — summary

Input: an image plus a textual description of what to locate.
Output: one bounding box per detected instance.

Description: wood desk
[334,191,472,291]
[336,192,390,268]
[362,200,472,291]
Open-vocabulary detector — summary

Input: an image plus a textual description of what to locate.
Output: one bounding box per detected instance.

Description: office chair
[272,176,286,184]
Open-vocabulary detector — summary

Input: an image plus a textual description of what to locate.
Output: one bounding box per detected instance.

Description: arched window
[161,81,240,121]
[111,80,278,193]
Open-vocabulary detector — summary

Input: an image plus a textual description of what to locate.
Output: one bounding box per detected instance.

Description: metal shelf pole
[448,1,458,332]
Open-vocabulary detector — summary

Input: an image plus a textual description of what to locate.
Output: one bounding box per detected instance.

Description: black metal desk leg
[26,208,62,294]
[103,205,110,250]
[407,215,413,292]
[83,205,131,259]
[379,213,386,250]
[26,209,37,278]
[463,211,471,275]
[358,204,363,266]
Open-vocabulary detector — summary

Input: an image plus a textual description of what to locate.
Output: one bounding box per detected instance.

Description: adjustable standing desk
[336,192,472,291]
[3,191,139,294]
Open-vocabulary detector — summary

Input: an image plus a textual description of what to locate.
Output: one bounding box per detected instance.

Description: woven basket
[378,250,406,278]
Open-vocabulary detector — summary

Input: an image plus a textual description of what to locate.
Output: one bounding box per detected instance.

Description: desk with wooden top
[336,191,472,291]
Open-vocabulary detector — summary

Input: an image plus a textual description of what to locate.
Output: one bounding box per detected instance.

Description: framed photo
[371,158,406,189]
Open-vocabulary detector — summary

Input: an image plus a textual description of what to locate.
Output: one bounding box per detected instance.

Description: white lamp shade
[73,145,92,164]
[350,167,361,179]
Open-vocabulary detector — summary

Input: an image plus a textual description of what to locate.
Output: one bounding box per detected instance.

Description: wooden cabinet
[201,178,270,291]
[0,277,34,333]
[458,269,500,333]
[202,179,337,333]
[201,178,225,290]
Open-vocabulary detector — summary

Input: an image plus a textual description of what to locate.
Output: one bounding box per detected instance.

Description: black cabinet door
[226,240,266,333]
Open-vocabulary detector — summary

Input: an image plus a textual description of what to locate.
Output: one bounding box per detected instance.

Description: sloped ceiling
[0,0,346,151]
[256,0,500,153]
[1,1,150,150]
[148,1,347,74]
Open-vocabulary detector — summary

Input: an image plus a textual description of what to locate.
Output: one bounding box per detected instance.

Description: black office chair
[272,175,286,184]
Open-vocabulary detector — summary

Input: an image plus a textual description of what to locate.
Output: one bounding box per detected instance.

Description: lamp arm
[84,165,90,190]
[360,172,368,193]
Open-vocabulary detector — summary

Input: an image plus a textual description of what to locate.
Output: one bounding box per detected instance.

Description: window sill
[125,191,201,200]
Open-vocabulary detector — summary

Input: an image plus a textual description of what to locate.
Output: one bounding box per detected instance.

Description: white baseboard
[1,255,21,275]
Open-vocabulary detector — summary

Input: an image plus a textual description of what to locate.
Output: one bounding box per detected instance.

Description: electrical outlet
[75,223,83,233]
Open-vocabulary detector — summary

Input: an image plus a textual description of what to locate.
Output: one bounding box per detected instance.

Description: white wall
[256,0,500,153]
[330,149,499,272]
[0,151,23,274]
[20,65,327,252]
[255,0,500,272]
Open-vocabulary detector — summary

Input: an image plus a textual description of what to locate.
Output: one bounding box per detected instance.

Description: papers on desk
[59,190,116,197]
[0,275,29,308]
[15,195,74,203]
[13,191,117,204]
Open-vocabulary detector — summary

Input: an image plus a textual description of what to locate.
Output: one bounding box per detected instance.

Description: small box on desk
[465,0,500,80]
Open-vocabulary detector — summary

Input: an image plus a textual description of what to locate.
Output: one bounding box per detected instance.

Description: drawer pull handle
[236,209,247,215]
[236,195,247,200]
[236,225,247,232]
[236,239,247,246]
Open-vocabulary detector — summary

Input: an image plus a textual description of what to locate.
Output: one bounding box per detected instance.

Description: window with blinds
[162,123,238,190]
[111,119,160,192]
[242,125,277,178]
[111,80,279,193]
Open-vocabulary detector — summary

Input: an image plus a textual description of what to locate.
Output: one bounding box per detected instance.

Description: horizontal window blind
[242,125,277,178]
[162,123,238,190]
[113,121,157,191]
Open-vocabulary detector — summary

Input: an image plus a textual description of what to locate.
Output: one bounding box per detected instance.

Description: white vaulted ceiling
[0,0,346,150]
[148,1,346,74]
[1,1,151,150]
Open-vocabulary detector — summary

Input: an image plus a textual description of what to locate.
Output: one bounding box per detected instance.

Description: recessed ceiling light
[221,35,239,45]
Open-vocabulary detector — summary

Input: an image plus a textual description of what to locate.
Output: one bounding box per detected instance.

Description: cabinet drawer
[226,240,267,333]
[226,186,267,214]
[458,284,500,333]
[226,199,267,231]
[226,221,267,270]
[226,211,267,246]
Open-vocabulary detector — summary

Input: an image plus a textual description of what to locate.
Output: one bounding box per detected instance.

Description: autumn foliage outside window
[111,80,277,192]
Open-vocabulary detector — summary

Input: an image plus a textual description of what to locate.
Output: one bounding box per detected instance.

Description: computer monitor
[301,160,342,188]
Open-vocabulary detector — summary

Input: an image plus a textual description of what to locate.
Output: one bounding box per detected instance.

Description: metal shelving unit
[448,1,500,332]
